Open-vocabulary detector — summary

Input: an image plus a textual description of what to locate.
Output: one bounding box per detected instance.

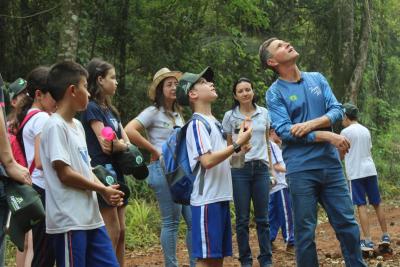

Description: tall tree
[346,0,371,103]
[331,0,371,103]
[332,0,355,100]
[57,0,80,61]
[0,0,11,69]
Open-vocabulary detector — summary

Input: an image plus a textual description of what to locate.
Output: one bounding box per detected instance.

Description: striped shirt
[186,113,233,206]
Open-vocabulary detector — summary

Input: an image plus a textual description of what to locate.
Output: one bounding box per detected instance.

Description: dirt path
[125,203,400,266]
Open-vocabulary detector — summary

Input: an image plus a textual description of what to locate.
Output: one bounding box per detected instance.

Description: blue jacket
[266,72,343,175]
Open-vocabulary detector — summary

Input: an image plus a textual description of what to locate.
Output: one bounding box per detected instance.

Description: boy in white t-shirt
[176,67,252,267]
[268,128,294,252]
[341,103,390,252]
[40,61,124,267]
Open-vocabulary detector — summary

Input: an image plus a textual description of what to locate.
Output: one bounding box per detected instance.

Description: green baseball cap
[115,144,149,180]
[5,181,45,251]
[8,78,27,100]
[176,67,214,106]
[343,103,358,118]
[93,165,131,204]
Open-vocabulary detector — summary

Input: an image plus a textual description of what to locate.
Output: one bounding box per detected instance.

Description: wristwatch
[232,142,241,153]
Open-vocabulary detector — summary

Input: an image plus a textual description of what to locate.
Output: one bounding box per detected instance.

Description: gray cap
[9,78,27,100]
[176,67,214,106]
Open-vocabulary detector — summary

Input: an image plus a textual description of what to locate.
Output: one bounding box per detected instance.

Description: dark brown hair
[47,61,88,101]
[16,66,50,124]
[154,77,180,112]
[86,58,120,119]
[231,77,258,109]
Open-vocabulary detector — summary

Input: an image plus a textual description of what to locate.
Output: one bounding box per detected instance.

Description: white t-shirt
[269,141,288,194]
[40,113,104,234]
[22,108,49,189]
[186,113,233,206]
[340,123,377,180]
[135,106,184,152]
[222,105,270,163]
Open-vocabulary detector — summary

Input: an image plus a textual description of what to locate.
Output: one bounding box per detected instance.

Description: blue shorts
[350,176,381,206]
[52,226,118,267]
[191,201,232,259]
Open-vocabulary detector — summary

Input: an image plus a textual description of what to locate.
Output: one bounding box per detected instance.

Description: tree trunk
[115,0,130,121]
[117,0,129,97]
[18,0,30,59]
[57,0,80,61]
[0,0,11,74]
[346,0,371,104]
[332,0,355,100]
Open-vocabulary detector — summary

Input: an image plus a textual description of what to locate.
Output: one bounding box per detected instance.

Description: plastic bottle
[101,126,116,141]
[244,116,252,131]
[231,122,245,168]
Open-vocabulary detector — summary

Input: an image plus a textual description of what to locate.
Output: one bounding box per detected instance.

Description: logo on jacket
[289,95,298,101]
[309,86,322,96]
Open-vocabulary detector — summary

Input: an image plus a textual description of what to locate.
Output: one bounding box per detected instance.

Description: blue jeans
[147,161,195,267]
[0,179,8,267]
[287,168,366,267]
[231,160,272,267]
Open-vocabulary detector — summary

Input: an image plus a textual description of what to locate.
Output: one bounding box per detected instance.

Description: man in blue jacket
[259,38,366,267]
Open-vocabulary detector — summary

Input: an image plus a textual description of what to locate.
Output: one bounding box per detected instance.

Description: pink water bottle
[101,127,116,141]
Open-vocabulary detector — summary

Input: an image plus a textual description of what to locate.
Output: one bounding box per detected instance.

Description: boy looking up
[40,61,124,267]
[176,67,253,267]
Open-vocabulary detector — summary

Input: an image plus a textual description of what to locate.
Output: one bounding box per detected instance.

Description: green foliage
[372,123,400,197]
[125,199,160,248]
[125,176,155,202]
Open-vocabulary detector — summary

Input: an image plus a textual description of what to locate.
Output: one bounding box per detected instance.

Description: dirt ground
[125,203,400,267]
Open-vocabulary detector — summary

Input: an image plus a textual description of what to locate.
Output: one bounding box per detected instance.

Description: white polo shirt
[135,106,184,152]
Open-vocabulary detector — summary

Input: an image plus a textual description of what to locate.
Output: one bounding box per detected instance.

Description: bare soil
[125,203,400,266]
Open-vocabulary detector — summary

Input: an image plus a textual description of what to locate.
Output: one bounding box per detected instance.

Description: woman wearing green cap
[6,78,28,135]
[125,68,195,267]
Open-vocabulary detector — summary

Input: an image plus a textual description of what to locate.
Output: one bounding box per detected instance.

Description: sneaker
[360,239,374,251]
[380,234,391,245]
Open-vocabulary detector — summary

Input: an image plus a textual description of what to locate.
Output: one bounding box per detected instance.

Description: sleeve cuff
[307,132,316,142]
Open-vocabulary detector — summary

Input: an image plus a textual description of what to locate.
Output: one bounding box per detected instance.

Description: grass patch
[125,199,160,249]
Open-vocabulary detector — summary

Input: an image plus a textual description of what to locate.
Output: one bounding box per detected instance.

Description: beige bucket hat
[148,68,182,101]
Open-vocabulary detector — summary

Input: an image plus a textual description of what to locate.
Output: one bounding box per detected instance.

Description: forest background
[0,0,399,251]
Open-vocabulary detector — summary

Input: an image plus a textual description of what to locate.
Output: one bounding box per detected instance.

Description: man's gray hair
[259,37,278,71]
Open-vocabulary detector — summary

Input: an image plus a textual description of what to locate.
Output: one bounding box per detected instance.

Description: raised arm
[188,119,252,170]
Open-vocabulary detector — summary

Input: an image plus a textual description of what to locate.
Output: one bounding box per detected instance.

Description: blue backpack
[160,114,211,205]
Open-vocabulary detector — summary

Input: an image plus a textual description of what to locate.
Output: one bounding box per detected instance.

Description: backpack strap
[191,113,211,134]
[189,114,212,196]
[18,110,42,132]
[17,110,43,174]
